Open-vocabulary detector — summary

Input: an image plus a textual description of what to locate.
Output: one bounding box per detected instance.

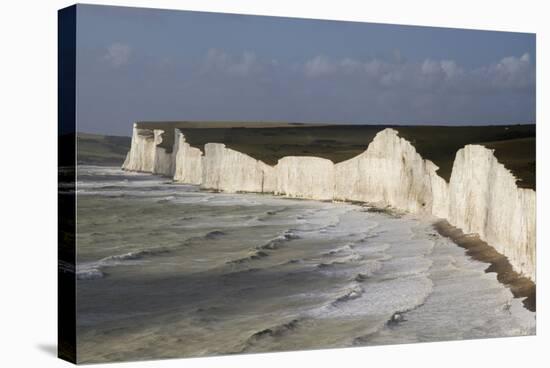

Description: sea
[75,166,535,363]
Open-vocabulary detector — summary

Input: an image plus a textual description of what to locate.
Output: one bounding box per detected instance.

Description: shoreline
[433,219,536,312]
[84,166,537,313]
[177,184,538,314]
[200,184,537,314]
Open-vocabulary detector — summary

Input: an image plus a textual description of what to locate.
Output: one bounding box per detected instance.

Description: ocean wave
[77,268,104,280]
[183,230,228,246]
[294,221,340,234]
[317,253,364,268]
[77,248,168,280]
[322,244,354,256]
[226,249,269,265]
[156,196,176,203]
[258,207,290,220]
[355,233,381,244]
[257,230,300,250]
[99,249,165,262]
[205,230,226,239]
[295,208,322,220]
[332,286,364,305]
[248,318,302,341]
[352,312,409,346]
[285,258,303,265]
[225,225,302,265]
[353,260,384,281]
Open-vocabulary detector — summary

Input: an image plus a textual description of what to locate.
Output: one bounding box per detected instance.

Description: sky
[75,4,536,136]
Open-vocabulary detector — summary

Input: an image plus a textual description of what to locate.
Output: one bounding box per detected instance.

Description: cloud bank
[78,47,535,135]
[188,48,535,123]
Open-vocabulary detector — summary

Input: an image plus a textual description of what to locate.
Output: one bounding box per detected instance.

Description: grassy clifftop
[177,124,535,189]
[75,123,535,189]
[77,133,131,166]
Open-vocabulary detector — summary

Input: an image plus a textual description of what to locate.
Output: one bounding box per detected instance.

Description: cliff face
[122,126,176,176]
[201,143,267,193]
[447,145,536,280]
[152,130,176,177]
[334,129,435,213]
[122,125,536,282]
[260,162,277,193]
[122,125,156,172]
[276,156,335,200]
[173,131,203,185]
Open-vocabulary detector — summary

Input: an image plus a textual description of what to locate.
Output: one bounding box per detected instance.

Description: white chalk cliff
[122,126,536,282]
[201,143,268,193]
[152,130,176,177]
[334,129,435,213]
[447,145,536,281]
[276,156,335,200]
[173,131,203,185]
[122,125,156,172]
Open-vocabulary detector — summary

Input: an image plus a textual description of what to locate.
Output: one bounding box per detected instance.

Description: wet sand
[433,220,536,312]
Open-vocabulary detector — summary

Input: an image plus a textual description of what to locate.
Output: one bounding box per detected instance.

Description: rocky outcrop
[122,125,536,282]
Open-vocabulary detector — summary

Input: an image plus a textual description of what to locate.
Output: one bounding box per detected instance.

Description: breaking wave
[77,248,169,280]
[249,318,301,341]
[226,229,301,265]
[332,286,364,305]
[257,230,300,250]
[226,249,270,265]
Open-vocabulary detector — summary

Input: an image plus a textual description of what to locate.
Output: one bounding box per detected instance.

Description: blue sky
[75,4,536,136]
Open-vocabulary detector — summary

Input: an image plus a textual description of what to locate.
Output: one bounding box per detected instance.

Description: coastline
[433,219,536,312]
[75,166,536,361]
[107,161,538,314]
[196,185,538,314]
[123,126,536,282]
[118,162,537,313]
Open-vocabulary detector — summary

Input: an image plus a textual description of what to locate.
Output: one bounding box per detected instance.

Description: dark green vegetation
[176,124,535,189]
[77,133,131,166]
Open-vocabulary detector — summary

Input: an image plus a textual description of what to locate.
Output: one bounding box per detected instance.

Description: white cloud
[421,59,441,76]
[102,43,131,67]
[302,53,530,92]
[304,55,336,77]
[186,49,534,124]
[484,53,533,89]
[203,49,262,76]
[440,60,460,79]
[420,59,460,80]
[493,53,531,74]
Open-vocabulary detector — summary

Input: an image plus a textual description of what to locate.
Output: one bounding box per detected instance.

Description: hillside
[76,133,131,166]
